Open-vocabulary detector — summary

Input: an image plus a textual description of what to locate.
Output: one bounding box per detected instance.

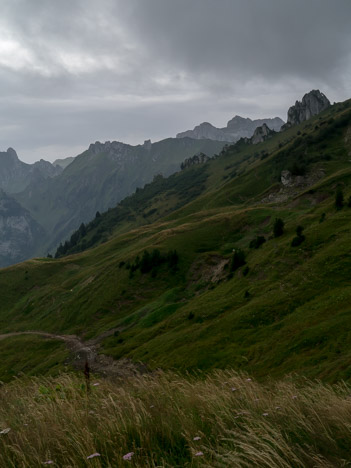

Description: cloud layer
[0,0,350,162]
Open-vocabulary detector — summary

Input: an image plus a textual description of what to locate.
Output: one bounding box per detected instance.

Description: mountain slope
[14,138,225,256]
[0,97,350,383]
[0,190,46,267]
[0,148,62,194]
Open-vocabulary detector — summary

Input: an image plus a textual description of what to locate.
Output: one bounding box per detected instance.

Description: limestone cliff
[281,90,330,130]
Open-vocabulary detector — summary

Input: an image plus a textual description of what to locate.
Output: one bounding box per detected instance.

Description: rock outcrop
[177,116,284,142]
[251,123,276,145]
[281,90,330,130]
[181,152,210,170]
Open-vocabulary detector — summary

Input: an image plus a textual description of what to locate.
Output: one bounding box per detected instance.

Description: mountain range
[0,90,330,268]
[0,90,350,386]
[176,115,284,141]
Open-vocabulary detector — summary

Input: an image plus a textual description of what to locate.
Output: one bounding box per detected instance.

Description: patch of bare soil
[0,331,147,378]
[261,169,325,204]
[188,254,229,286]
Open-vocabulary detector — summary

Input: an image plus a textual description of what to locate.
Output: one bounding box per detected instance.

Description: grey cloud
[0,0,350,163]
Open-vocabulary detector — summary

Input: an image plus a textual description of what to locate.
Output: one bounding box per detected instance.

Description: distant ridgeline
[1,92,351,383]
[0,89,336,268]
[0,138,225,267]
[54,90,348,260]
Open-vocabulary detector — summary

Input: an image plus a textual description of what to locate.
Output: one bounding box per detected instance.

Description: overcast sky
[0,0,350,163]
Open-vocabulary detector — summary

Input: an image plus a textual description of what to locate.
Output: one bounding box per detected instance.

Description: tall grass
[1,371,351,467]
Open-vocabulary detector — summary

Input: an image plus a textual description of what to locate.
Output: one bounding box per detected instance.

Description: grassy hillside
[0,99,351,383]
[14,138,225,256]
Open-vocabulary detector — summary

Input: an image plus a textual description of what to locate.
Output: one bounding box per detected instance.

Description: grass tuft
[1,371,351,466]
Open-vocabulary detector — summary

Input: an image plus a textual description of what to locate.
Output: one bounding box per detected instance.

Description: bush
[273,218,284,238]
[291,226,305,247]
[230,249,246,272]
[335,188,344,210]
[319,213,326,223]
[249,236,266,249]
[130,249,179,275]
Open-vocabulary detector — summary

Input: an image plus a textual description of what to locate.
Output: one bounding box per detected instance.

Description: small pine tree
[249,236,266,249]
[140,250,151,273]
[335,188,344,210]
[296,225,304,237]
[273,218,284,237]
[291,225,305,247]
[230,249,246,272]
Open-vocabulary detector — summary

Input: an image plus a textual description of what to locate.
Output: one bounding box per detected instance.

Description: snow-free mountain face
[0,189,45,267]
[281,90,331,130]
[176,116,284,142]
[0,148,62,194]
[0,90,333,268]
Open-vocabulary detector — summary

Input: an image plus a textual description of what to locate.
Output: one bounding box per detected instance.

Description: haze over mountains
[0,91,330,267]
[176,116,284,142]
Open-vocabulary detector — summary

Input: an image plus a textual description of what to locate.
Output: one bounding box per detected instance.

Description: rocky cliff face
[0,148,62,194]
[177,116,284,142]
[0,190,45,267]
[282,90,330,130]
[181,152,210,170]
[250,123,276,144]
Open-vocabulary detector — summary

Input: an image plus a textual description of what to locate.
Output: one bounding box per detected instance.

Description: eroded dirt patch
[0,331,146,378]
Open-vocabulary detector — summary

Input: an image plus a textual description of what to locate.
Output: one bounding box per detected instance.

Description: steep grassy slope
[15,138,225,256]
[0,99,351,383]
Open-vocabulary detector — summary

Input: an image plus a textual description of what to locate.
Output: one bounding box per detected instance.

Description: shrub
[291,226,305,247]
[230,249,246,272]
[273,218,284,237]
[335,188,344,210]
[249,236,266,249]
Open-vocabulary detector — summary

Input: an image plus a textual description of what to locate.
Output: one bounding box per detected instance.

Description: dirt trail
[0,331,146,378]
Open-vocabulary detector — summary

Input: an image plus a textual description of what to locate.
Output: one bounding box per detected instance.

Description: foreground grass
[1,372,351,467]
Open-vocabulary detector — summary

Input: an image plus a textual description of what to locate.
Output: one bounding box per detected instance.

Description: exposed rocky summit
[177,116,284,142]
[177,122,233,142]
[0,147,62,194]
[251,123,276,145]
[281,90,330,130]
[181,152,210,170]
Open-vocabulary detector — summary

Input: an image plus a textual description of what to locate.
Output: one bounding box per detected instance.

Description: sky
[0,0,350,163]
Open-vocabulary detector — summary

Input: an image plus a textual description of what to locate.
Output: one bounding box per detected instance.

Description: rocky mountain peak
[177,115,284,143]
[282,90,330,130]
[6,147,18,159]
[251,123,275,144]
